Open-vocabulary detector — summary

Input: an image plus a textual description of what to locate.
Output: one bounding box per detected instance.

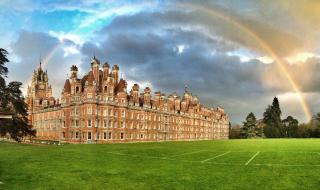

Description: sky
[1,0,320,124]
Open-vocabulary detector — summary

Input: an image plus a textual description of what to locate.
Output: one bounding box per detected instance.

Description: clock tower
[26,62,56,122]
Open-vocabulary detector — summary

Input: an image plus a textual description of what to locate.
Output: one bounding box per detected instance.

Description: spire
[39,54,42,69]
[185,84,188,92]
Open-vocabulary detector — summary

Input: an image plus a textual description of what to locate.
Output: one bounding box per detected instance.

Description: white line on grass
[105,151,320,167]
[164,150,206,158]
[245,151,260,165]
[201,151,230,163]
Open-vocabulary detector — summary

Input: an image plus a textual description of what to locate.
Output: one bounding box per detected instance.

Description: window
[88,132,92,140]
[114,121,118,128]
[140,134,143,139]
[108,132,112,139]
[75,132,79,139]
[76,86,79,93]
[104,86,107,92]
[121,121,125,128]
[120,132,124,140]
[82,132,85,139]
[75,120,79,127]
[88,119,92,127]
[62,132,65,139]
[121,110,125,117]
[104,120,107,128]
[88,106,92,114]
[104,132,107,139]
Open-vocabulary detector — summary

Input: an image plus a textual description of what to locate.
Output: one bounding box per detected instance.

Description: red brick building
[27,57,229,143]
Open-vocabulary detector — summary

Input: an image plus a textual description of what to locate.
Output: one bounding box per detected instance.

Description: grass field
[1,139,320,190]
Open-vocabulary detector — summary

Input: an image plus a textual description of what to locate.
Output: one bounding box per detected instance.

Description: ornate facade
[27,57,229,143]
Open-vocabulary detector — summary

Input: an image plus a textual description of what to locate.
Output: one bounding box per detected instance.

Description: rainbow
[177,3,311,121]
[35,3,312,121]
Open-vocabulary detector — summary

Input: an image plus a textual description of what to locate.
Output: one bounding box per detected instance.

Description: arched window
[104,85,108,92]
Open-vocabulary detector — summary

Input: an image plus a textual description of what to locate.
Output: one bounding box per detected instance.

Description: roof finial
[39,54,42,69]
[185,84,188,92]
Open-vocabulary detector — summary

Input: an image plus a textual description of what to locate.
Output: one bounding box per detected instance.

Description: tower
[112,65,119,84]
[70,65,78,79]
[91,56,100,85]
[26,61,56,123]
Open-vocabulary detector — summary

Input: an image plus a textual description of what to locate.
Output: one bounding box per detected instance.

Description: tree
[263,97,282,138]
[0,48,35,142]
[241,112,258,138]
[229,124,241,139]
[282,116,299,137]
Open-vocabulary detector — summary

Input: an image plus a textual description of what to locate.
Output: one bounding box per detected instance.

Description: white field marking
[200,151,231,163]
[105,151,320,167]
[0,181,3,185]
[251,163,320,167]
[164,150,206,158]
[245,151,260,165]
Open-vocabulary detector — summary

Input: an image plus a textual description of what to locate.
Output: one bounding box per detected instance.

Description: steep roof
[63,79,71,93]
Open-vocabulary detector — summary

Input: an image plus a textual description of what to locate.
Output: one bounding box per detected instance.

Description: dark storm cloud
[7,1,320,123]
[79,8,320,123]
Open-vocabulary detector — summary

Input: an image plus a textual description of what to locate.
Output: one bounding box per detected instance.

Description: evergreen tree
[263,97,282,138]
[241,112,257,138]
[0,48,35,142]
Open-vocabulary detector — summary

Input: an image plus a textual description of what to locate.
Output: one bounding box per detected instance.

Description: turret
[91,56,100,84]
[103,62,109,79]
[70,65,78,79]
[143,87,151,107]
[112,65,119,84]
[130,83,139,106]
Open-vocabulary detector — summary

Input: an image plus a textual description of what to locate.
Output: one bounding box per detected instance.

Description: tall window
[75,120,79,127]
[108,132,112,139]
[120,132,124,140]
[88,119,92,127]
[103,132,107,139]
[88,132,92,140]
[104,120,107,128]
[75,132,79,139]
[104,86,107,92]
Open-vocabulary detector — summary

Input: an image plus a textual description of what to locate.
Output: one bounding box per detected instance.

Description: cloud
[4,1,320,124]
[8,30,82,97]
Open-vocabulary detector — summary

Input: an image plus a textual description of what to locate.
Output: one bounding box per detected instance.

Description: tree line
[230,97,320,139]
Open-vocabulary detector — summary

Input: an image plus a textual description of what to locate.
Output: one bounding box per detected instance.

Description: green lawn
[1,139,320,190]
